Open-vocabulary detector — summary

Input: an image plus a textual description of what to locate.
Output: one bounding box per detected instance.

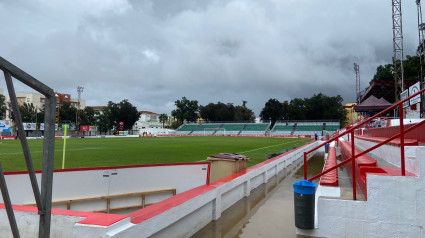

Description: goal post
[203,128,226,135]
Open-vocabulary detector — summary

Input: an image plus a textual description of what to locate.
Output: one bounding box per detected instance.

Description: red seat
[320,147,338,186]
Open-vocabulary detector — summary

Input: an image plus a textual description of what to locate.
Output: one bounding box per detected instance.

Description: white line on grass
[236,139,309,154]
[195,138,310,162]
[0,147,102,156]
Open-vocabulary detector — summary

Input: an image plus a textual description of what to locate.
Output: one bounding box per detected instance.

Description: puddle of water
[192,153,324,238]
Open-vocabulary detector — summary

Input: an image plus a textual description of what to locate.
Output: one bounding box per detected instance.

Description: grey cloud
[0,0,422,115]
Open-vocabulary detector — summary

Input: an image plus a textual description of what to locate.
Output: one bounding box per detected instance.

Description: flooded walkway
[192,154,325,238]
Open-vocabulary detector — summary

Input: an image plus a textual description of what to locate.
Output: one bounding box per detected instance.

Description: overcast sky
[0,0,422,116]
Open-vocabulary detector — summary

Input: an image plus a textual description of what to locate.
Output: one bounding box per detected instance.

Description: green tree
[171,97,199,123]
[286,93,347,125]
[58,102,77,123]
[200,102,235,121]
[117,100,140,130]
[371,64,393,84]
[260,99,285,127]
[170,120,182,130]
[234,101,255,122]
[159,113,168,128]
[20,103,37,122]
[0,95,6,120]
[96,113,111,133]
[36,105,45,125]
[288,98,306,120]
[79,107,96,125]
[98,100,140,131]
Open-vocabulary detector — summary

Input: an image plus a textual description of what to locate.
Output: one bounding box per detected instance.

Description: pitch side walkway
[192,154,325,238]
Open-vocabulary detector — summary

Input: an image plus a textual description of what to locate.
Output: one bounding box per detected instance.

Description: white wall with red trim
[0,141,320,237]
[298,146,425,238]
[1,163,209,211]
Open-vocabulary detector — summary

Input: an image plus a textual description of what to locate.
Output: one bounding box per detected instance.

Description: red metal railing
[303,87,425,200]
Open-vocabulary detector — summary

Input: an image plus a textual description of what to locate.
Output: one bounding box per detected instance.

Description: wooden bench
[25,188,176,213]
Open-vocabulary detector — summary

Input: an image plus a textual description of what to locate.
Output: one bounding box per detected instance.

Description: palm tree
[159,113,168,128]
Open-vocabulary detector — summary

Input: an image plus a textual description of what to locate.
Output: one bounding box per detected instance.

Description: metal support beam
[4,71,43,212]
[38,96,56,238]
[0,162,20,238]
[417,0,425,115]
[1,56,56,238]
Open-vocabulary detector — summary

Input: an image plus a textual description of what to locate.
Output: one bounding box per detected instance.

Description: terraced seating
[340,141,377,168]
[220,123,246,135]
[293,125,323,135]
[192,124,223,135]
[320,146,338,186]
[175,124,199,134]
[240,123,269,135]
[272,124,293,135]
[326,125,340,132]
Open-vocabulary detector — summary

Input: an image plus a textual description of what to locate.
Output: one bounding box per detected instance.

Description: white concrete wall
[298,146,425,238]
[95,141,320,238]
[0,142,319,238]
[355,137,420,176]
[2,163,209,210]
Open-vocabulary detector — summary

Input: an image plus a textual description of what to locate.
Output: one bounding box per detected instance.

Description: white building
[133,111,174,135]
[1,89,86,120]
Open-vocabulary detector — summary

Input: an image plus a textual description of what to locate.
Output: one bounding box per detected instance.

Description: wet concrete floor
[192,154,325,238]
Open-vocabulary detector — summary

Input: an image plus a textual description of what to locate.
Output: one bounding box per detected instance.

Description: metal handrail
[303,87,425,200]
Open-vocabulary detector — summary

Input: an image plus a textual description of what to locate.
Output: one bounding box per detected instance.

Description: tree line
[0,93,347,131]
[170,93,347,129]
[260,94,347,127]
[0,98,140,132]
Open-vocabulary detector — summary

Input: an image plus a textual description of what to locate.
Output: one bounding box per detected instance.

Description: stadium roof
[361,81,395,104]
[354,95,392,112]
[139,111,160,115]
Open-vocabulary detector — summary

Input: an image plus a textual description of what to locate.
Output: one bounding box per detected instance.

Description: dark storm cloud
[0,0,421,116]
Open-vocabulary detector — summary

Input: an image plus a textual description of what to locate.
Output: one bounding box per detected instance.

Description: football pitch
[0,136,312,172]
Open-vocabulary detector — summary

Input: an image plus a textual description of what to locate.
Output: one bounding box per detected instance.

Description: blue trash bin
[293,180,316,229]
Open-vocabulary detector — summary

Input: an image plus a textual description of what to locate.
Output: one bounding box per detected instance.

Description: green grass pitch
[0,136,312,172]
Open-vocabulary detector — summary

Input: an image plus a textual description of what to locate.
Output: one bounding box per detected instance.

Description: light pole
[75,86,84,132]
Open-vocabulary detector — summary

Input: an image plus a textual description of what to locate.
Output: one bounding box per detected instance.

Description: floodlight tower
[392,0,405,102]
[75,86,84,129]
[354,63,360,103]
[417,0,425,85]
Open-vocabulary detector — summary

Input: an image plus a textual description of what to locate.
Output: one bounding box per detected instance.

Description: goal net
[203,128,226,136]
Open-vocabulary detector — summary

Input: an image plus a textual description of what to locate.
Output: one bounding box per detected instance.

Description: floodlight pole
[75,86,83,132]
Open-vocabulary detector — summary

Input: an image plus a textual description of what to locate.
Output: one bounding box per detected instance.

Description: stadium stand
[220,123,246,135]
[325,122,340,133]
[271,123,294,135]
[291,122,320,136]
[239,123,269,135]
[175,124,199,135]
[191,124,223,135]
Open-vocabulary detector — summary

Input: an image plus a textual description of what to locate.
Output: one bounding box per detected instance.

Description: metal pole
[399,104,406,176]
[4,71,43,211]
[304,152,307,180]
[351,130,357,200]
[39,96,56,238]
[0,162,20,238]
